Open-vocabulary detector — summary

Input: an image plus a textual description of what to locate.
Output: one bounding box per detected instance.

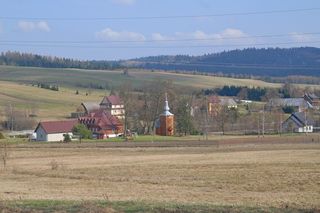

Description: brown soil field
[0,141,319,209]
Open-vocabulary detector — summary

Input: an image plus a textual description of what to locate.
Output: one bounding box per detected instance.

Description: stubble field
[0,142,319,212]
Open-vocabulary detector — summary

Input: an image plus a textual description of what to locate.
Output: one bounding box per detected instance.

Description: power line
[0,32,319,44]
[0,8,319,21]
[1,40,320,49]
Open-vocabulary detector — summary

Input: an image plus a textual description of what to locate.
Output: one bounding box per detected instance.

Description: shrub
[63,134,71,143]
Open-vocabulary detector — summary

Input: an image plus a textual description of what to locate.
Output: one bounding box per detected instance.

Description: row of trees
[0,105,37,131]
[201,83,317,101]
[0,51,122,70]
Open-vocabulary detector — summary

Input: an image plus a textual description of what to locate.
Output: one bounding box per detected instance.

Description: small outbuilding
[34,120,78,142]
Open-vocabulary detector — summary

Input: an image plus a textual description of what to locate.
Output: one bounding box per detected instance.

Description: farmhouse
[79,109,123,139]
[282,112,314,133]
[304,93,320,109]
[73,95,125,120]
[34,120,78,142]
[208,96,237,116]
[266,98,313,112]
[100,95,125,119]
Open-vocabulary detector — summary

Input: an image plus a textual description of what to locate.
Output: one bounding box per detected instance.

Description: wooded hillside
[130,47,320,77]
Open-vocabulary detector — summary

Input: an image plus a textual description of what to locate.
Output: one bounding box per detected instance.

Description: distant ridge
[128,47,320,77]
[1,47,320,77]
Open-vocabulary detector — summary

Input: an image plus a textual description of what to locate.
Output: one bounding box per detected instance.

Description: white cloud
[289,32,313,42]
[154,28,252,45]
[111,0,135,6]
[151,33,173,41]
[96,28,146,41]
[219,28,246,38]
[18,21,51,32]
[37,21,50,32]
[175,28,246,40]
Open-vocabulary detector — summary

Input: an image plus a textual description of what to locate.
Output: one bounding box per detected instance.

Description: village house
[208,96,237,116]
[100,95,125,119]
[34,120,78,142]
[282,112,314,133]
[304,93,320,109]
[72,95,125,120]
[266,98,312,112]
[79,109,123,139]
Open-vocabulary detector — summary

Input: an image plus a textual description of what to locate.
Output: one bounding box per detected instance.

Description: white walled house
[282,112,314,133]
[100,95,125,119]
[34,120,78,142]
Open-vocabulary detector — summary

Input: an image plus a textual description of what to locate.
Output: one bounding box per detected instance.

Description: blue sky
[0,0,319,60]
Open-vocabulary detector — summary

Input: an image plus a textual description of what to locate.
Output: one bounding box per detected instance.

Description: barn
[34,120,78,142]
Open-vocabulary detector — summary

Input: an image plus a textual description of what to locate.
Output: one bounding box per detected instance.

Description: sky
[0,0,319,60]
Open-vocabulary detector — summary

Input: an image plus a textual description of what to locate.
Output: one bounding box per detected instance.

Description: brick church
[156,93,174,136]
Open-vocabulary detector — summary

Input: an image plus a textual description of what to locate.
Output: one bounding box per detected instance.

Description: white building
[100,95,125,119]
[282,112,313,133]
[34,120,78,142]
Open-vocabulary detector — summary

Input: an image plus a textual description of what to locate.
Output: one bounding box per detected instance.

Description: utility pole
[205,97,209,141]
[279,112,283,136]
[10,104,14,131]
[262,105,265,137]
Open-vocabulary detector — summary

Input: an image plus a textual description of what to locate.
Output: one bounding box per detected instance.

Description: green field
[0,65,285,90]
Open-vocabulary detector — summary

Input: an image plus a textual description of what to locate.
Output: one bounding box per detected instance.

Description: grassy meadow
[0,80,107,120]
[0,65,282,90]
[1,65,320,90]
[0,142,319,212]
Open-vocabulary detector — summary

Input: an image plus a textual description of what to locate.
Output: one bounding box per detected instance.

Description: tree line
[0,51,122,70]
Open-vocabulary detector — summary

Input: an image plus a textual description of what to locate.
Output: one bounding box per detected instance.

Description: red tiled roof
[100,95,122,105]
[79,109,122,131]
[36,120,78,134]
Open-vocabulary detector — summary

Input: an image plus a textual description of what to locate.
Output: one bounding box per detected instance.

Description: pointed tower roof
[161,93,173,116]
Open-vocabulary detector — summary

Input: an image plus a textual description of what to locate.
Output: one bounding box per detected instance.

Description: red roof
[100,95,122,106]
[79,109,122,131]
[36,120,78,134]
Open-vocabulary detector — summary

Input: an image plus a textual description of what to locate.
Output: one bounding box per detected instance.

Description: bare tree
[4,104,37,131]
[119,82,135,138]
[215,106,229,135]
[135,80,176,135]
[0,140,9,170]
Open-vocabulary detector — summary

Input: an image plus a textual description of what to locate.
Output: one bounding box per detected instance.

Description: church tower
[156,93,174,136]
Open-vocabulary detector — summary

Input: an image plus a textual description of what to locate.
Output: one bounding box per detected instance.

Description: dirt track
[11,134,320,149]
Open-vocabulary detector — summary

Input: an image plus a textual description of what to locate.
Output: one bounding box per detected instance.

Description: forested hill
[128,47,320,77]
[1,47,320,77]
[0,51,122,70]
